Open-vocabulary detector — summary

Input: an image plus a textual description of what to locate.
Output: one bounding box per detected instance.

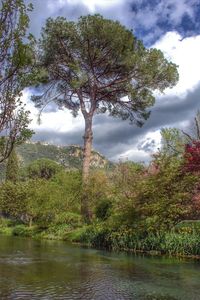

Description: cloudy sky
[23,0,200,162]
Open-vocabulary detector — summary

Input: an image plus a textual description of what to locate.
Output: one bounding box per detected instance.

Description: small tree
[32,15,178,219]
[161,128,186,157]
[27,158,63,180]
[0,0,34,163]
[5,147,19,182]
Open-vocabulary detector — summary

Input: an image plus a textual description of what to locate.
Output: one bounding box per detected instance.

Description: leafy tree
[52,170,82,212]
[27,158,63,180]
[161,128,186,157]
[95,199,112,221]
[32,14,178,219]
[136,154,197,231]
[0,170,82,227]
[110,161,145,228]
[109,154,198,232]
[84,170,111,214]
[5,147,19,182]
[0,0,34,163]
[0,180,27,219]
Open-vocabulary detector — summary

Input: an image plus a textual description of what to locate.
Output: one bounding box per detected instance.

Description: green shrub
[67,226,89,243]
[95,199,112,221]
[0,181,28,219]
[54,212,82,228]
[0,217,13,228]
[40,224,73,240]
[74,224,112,249]
[110,229,140,251]
[175,220,200,234]
[0,217,13,235]
[27,158,63,180]
[12,225,36,237]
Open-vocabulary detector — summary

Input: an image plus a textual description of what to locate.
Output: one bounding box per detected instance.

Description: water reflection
[0,236,200,299]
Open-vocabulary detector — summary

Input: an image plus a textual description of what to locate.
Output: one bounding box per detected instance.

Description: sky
[23,0,200,162]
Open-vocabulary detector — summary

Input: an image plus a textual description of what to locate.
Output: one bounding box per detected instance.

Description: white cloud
[77,0,123,12]
[127,32,200,161]
[115,148,151,163]
[153,32,200,97]
[47,0,125,14]
[111,130,161,162]
[22,89,84,136]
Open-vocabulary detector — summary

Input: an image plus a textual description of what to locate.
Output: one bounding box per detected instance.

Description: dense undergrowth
[1,132,200,258]
[1,217,200,257]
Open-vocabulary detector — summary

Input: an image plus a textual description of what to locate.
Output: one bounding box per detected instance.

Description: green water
[0,235,200,299]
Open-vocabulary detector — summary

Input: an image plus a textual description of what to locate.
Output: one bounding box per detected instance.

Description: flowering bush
[184,141,200,173]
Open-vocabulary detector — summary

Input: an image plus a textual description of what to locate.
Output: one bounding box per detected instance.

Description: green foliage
[163,232,200,256]
[161,127,186,156]
[1,142,110,173]
[39,224,72,240]
[0,181,28,218]
[95,199,112,221]
[12,224,37,237]
[54,212,82,227]
[5,148,19,182]
[27,158,63,179]
[175,220,200,234]
[0,0,34,163]
[73,224,200,256]
[84,170,111,209]
[109,229,164,252]
[0,170,82,227]
[35,14,178,126]
[0,217,14,235]
[76,223,112,249]
[119,155,197,232]
[52,170,82,213]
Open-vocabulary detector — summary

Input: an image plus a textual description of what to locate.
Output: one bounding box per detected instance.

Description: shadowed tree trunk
[80,91,95,221]
[81,116,93,221]
[82,116,93,182]
[29,217,33,228]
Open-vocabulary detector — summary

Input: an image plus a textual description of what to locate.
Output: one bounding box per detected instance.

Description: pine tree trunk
[81,116,93,221]
[29,217,33,228]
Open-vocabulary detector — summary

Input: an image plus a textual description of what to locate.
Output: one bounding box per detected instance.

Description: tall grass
[74,224,200,256]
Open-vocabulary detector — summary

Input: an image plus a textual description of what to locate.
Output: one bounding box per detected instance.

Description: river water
[0,235,200,300]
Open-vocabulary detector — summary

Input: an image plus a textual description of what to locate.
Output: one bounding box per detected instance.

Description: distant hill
[0,142,112,180]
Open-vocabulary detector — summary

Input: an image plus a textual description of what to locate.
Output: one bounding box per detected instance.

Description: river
[0,235,200,299]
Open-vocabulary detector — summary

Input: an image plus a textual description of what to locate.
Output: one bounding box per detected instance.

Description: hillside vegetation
[0,142,111,180]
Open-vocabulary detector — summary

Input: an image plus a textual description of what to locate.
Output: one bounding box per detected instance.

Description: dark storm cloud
[137,139,157,153]
[32,84,200,160]
[32,128,83,146]
[93,83,200,158]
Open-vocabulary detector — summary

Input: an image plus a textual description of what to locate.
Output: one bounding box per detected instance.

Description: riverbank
[1,217,200,259]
